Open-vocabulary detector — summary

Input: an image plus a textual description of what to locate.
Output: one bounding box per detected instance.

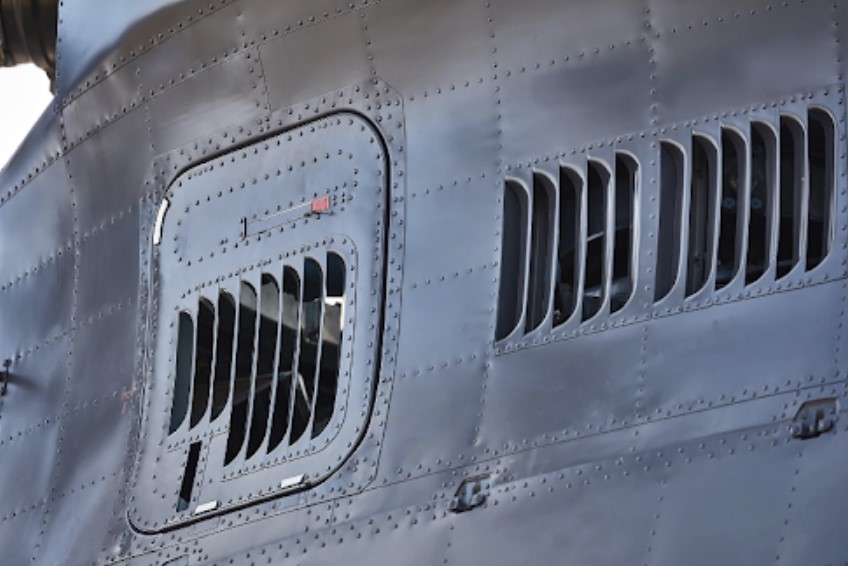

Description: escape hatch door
[130,112,388,532]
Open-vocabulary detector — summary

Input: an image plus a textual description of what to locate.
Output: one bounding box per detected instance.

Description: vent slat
[306,260,328,440]
[553,168,581,327]
[169,312,194,434]
[190,298,215,429]
[268,267,300,454]
[290,258,324,446]
[210,291,236,422]
[246,274,281,459]
[223,282,258,465]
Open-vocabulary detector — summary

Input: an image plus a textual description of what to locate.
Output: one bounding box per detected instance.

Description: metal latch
[449,474,491,513]
[1,359,9,396]
[790,397,839,440]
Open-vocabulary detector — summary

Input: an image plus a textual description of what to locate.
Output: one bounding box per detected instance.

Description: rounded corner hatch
[130,112,389,532]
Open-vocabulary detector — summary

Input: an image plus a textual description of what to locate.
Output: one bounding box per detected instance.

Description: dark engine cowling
[0,0,57,78]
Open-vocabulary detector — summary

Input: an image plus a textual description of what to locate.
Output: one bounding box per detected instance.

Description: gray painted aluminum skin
[1,0,847,564]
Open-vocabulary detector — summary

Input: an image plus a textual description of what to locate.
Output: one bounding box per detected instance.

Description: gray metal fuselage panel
[0,0,846,564]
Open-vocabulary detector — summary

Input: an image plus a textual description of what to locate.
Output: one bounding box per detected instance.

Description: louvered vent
[496,153,638,342]
[132,111,388,531]
[654,107,836,303]
[168,253,347,463]
[496,103,837,348]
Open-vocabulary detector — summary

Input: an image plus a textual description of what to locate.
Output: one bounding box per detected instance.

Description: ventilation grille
[168,252,347,466]
[496,153,638,341]
[496,106,837,345]
[655,108,836,303]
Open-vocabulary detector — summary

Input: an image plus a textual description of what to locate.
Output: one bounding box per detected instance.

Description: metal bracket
[449,474,491,513]
[1,359,9,396]
[790,397,838,440]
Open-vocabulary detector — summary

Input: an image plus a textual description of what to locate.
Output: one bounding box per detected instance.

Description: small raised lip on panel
[280,473,305,490]
[194,500,219,515]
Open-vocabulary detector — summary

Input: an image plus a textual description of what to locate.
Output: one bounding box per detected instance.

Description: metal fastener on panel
[0,359,9,396]
[449,474,491,513]
[790,398,839,440]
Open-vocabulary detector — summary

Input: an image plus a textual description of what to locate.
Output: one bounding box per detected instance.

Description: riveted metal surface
[651,0,839,124]
[401,85,501,202]
[54,0,193,99]
[365,0,491,97]
[488,0,647,72]
[146,49,268,154]
[76,209,141,319]
[0,504,46,566]
[643,284,842,420]
[293,509,449,566]
[494,1,654,165]
[0,420,59,524]
[38,406,131,566]
[61,62,145,149]
[395,269,494,376]
[478,386,807,484]
[779,423,848,564]
[4,0,848,564]
[63,104,154,230]
[131,1,246,102]
[0,157,73,280]
[0,336,69,446]
[259,12,371,112]
[0,245,74,356]
[648,426,796,564]
[451,460,663,566]
[377,360,487,486]
[51,386,132,495]
[66,304,138,411]
[483,323,646,452]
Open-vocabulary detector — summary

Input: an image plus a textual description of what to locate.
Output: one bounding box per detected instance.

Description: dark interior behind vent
[224,282,257,465]
[611,154,636,313]
[746,123,774,285]
[807,108,835,270]
[655,142,684,302]
[583,161,609,321]
[777,116,804,279]
[686,136,716,297]
[247,275,281,459]
[169,312,194,434]
[716,129,745,290]
[554,168,581,326]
